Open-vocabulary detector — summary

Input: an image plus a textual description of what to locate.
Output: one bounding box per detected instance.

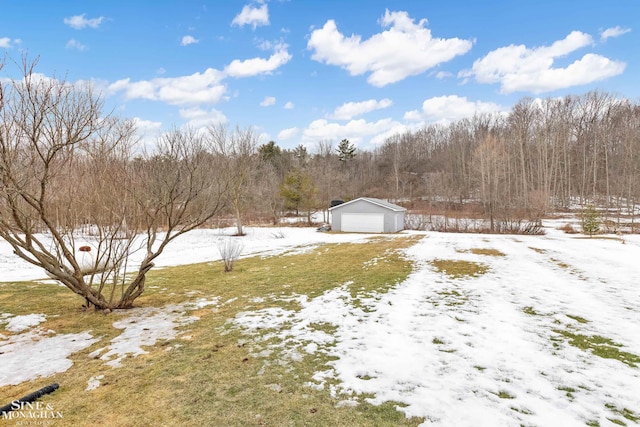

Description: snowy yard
[1,223,639,426]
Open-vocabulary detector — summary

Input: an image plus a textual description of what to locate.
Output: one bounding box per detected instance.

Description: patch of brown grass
[0,235,424,426]
[458,248,506,257]
[430,259,489,279]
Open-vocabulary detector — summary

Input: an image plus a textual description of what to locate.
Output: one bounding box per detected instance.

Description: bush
[217,238,244,272]
[404,214,432,231]
[559,223,578,234]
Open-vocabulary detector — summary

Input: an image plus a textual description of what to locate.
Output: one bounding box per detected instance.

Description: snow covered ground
[1,223,640,426]
[0,226,374,282]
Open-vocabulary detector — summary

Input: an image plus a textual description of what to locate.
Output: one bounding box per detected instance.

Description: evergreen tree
[337,138,356,163]
[293,144,308,160]
[279,168,317,219]
[582,205,600,236]
[259,140,282,162]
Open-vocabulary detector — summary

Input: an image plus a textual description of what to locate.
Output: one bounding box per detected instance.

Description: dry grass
[458,248,506,257]
[430,259,489,279]
[0,235,423,426]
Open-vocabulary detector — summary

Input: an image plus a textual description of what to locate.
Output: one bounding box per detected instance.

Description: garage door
[341,213,384,233]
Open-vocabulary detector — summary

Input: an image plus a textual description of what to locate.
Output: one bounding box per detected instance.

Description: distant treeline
[259,91,639,231]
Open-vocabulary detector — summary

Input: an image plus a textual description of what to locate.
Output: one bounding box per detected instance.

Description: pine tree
[581,205,600,237]
[279,169,317,218]
[258,140,281,162]
[337,138,356,163]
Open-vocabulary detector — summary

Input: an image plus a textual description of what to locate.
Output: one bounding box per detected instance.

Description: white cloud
[278,127,299,140]
[284,101,294,109]
[307,9,473,87]
[331,98,393,120]
[64,14,105,30]
[232,4,269,29]
[403,110,423,122]
[260,96,276,107]
[224,44,292,77]
[459,31,626,94]
[417,95,505,123]
[301,117,401,147]
[181,35,199,46]
[369,124,413,146]
[257,39,276,51]
[134,117,162,131]
[108,45,290,106]
[74,77,110,94]
[435,71,453,79]
[0,37,20,48]
[600,26,631,41]
[108,68,226,105]
[132,118,163,152]
[7,72,62,88]
[65,39,87,51]
[502,54,625,94]
[179,107,227,128]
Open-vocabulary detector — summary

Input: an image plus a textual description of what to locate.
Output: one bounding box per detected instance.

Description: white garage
[329,197,406,233]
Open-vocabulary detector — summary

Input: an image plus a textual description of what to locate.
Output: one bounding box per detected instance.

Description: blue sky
[1,0,637,151]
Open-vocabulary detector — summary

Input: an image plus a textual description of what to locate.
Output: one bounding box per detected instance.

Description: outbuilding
[329,197,406,233]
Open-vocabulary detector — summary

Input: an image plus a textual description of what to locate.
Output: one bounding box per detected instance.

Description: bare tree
[473,133,507,231]
[255,160,285,225]
[0,57,227,309]
[208,124,259,236]
[310,140,338,221]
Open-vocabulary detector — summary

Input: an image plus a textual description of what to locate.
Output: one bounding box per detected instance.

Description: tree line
[1,57,638,309]
[260,92,640,233]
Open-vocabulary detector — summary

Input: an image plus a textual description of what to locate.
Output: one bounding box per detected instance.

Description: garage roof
[328,197,406,212]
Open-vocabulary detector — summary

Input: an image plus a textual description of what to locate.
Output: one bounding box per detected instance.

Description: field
[1,224,639,426]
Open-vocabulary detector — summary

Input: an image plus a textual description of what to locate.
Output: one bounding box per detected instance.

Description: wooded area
[259,91,640,234]
[1,58,638,308]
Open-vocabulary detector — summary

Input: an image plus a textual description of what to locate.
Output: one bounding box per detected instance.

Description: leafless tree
[309,140,338,221]
[0,57,227,309]
[255,160,285,225]
[473,133,508,231]
[208,124,259,236]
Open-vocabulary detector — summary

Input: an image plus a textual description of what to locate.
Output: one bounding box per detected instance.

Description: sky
[2,223,640,425]
[0,0,637,151]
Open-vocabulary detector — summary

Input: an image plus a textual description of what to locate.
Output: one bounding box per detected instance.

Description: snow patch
[0,329,98,386]
[3,313,47,332]
[86,374,104,391]
[91,303,209,368]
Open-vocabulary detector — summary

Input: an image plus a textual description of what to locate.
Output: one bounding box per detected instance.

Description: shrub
[559,223,578,234]
[217,238,244,272]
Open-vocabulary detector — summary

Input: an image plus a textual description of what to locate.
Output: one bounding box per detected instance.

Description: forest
[263,91,640,234]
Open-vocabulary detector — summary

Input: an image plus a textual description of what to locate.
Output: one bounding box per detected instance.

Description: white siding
[395,213,404,232]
